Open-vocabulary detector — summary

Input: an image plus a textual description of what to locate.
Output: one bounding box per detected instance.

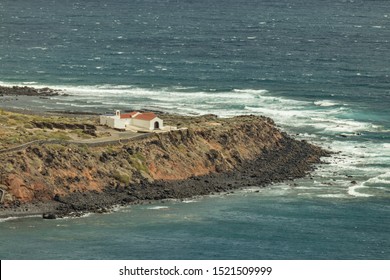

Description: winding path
[0,127,187,154]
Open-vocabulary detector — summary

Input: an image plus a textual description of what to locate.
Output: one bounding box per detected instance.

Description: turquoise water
[1,191,389,260]
[0,0,389,259]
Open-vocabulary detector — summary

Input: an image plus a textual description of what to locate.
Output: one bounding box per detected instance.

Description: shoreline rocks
[0,85,62,97]
[42,213,57,219]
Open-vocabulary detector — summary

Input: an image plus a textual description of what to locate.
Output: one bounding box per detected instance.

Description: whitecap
[366,178,390,185]
[317,194,348,198]
[348,184,373,197]
[147,206,169,210]
[310,117,372,133]
[314,100,339,107]
[28,47,48,51]
[233,88,268,95]
[294,186,322,190]
[364,172,390,185]
[181,200,198,203]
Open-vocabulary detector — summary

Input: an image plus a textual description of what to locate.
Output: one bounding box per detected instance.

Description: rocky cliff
[0,114,328,216]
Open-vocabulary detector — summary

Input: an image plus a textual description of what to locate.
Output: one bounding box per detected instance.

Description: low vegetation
[0,110,99,150]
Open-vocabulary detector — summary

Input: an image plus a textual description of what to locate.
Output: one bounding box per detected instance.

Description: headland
[0,85,330,219]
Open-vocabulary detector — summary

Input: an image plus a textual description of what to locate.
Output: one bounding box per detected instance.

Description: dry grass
[0,110,97,149]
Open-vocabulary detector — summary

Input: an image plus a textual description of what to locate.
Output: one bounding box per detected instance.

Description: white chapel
[100,110,163,131]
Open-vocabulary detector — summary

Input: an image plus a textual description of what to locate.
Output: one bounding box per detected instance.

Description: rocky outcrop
[31,121,97,131]
[0,86,62,96]
[0,115,329,216]
[42,213,57,219]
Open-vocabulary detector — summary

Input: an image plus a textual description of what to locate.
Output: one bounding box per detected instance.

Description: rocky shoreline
[51,135,328,219]
[0,134,329,220]
[0,85,63,97]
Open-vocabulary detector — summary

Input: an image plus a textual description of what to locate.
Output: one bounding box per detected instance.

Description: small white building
[100,110,163,131]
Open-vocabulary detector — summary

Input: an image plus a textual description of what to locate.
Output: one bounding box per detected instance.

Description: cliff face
[0,115,327,209]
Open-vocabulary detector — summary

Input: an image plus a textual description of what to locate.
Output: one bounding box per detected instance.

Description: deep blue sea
[0,0,389,259]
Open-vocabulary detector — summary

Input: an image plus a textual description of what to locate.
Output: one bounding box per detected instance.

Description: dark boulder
[42,213,57,219]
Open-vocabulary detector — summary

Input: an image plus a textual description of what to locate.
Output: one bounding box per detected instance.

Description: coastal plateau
[0,86,329,218]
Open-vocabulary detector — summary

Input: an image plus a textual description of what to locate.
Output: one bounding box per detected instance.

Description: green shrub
[113,170,131,185]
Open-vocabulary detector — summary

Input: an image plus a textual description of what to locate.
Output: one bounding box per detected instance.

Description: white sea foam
[181,200,198,203]
[1,83,380,138]
[241,187,263,192]
[147,206,169,210]
[0,215,40,223]
[309,117,372,133]
[294,186,322,190]
[28,47,48,51]
[314,100,339,107]
[0,217,21,223]
[233,88,267,95]
[21,81,38,85]
[60,212,94,220]
[366,178,390,185]
[348,184,373,197]
[364,172,390,185]
[307,136,390,200]
[317,194,349,198]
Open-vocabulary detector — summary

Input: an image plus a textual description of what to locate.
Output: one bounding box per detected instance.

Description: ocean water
[0,0,389,259]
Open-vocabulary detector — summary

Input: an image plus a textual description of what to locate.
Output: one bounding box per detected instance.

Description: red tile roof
[134,112,157,121]
[120,111,139,119]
